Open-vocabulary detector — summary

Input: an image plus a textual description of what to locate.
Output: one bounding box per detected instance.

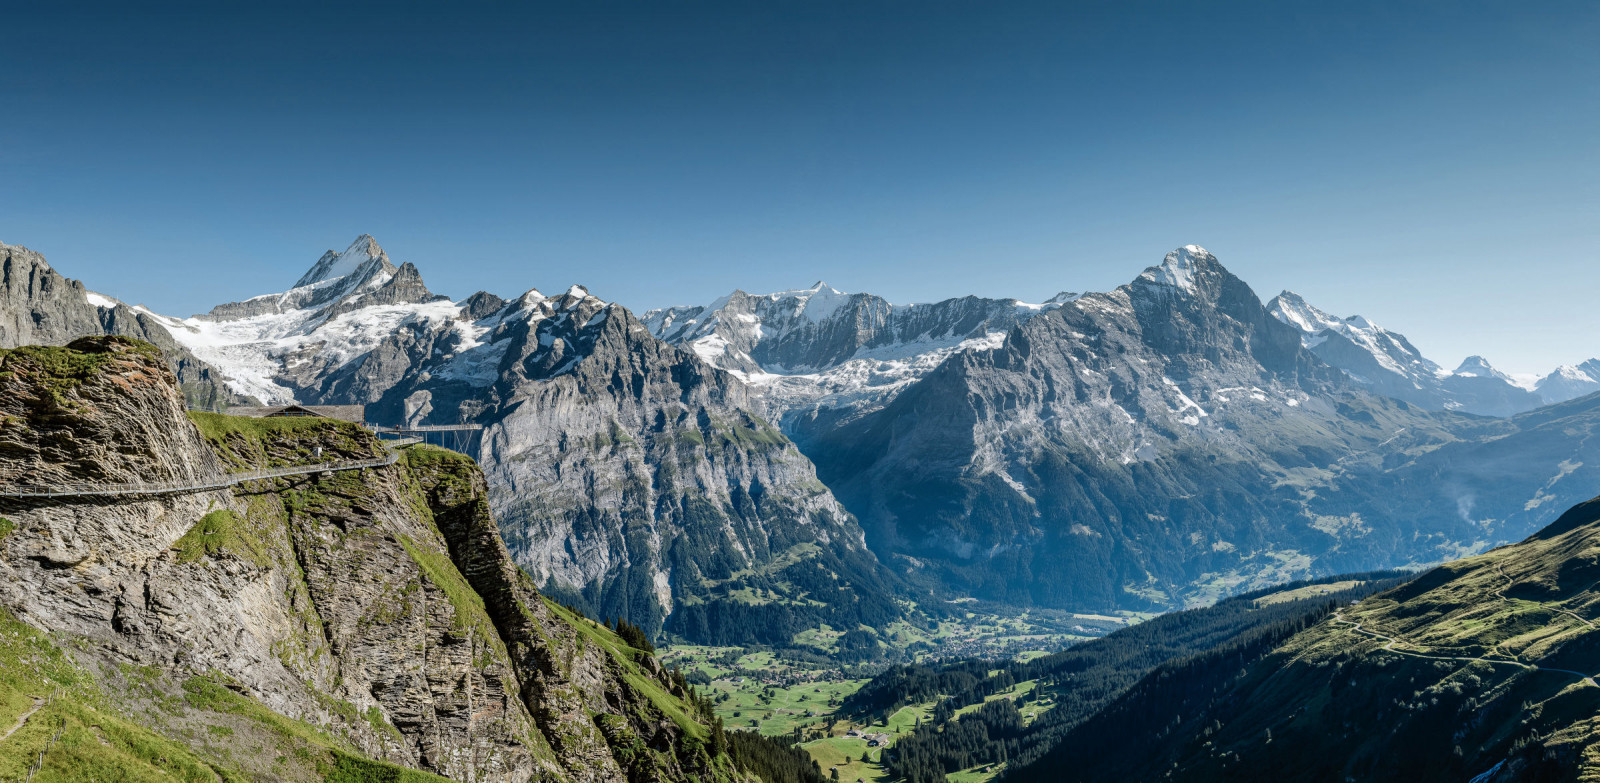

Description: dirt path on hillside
[0,697,45,742]
[1331,612,1598,687]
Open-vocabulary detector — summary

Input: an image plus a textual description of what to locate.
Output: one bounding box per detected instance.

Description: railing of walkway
[0,438,421,499]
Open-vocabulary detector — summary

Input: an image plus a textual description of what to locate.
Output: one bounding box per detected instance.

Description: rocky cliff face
[128,236,902,646]
[0,336,749,782]
[459,290,899,645]
[0,242,245,409]
[806,246,1493,611]
[341,286,900,644]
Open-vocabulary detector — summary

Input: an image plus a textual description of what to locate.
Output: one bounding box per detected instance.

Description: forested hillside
[840,574,1409,783]
[1006,496,1600,782]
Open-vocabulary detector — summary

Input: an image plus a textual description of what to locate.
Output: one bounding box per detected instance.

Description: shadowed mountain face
[1306,389,1600,559]
[1007,493,1600,783]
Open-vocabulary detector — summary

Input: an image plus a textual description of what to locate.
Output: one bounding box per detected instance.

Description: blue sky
[2,1,1596,374]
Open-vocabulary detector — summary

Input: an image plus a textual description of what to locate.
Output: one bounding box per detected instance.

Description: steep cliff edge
[0,336,751,782]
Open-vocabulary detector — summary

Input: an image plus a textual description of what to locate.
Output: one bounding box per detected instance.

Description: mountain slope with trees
[1005,493,1600,783]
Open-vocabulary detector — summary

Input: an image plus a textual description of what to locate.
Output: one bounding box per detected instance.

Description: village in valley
[659,607,1125,782]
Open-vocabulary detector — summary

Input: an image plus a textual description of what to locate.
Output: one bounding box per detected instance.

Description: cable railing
[0,438,421,499]
[374,424,484,432]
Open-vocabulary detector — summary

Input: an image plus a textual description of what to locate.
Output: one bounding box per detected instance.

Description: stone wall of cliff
[0,336,748,783]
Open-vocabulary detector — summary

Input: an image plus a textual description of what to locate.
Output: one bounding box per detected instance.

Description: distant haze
[3,1,1596,374]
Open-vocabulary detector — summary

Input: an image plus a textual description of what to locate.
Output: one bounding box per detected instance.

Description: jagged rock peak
[0,240,50,268]
[1269,290,1323,326]
[294,234,392,288]
[461,290,508,321]
[1137,244,1221,295]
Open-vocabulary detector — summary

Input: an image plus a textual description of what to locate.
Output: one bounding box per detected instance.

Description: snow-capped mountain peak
[1269,290,1345,335]
[1139,244,1215,294]
[294,234,390,288]
[1534,361,1600,404]
[1453,355,1512,381]
[1268,290,1546,416]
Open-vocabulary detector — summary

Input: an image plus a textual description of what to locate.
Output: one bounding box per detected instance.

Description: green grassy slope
[0,608,448,783]
[1010,495,1600,783]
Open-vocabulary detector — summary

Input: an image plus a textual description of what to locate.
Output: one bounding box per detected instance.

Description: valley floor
[663,606,1134,783]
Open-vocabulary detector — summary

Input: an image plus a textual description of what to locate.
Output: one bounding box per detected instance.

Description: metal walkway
[0,438,421,499]
[374,424,482,453]
[374,425,484,433]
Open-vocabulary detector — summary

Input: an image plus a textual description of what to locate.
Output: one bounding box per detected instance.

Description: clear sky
[2,1,1596,374]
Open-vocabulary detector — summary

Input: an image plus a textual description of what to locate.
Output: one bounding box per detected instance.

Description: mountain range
[7,235,1600,630]
[7,233,1600,782]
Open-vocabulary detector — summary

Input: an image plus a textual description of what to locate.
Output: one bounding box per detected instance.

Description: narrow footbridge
[374,424,483,434]
[0,438,421,499]
[373,423,482,453]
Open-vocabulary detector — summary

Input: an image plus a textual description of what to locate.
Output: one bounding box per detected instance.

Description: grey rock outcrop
[364,287,901,643]
[0,241,247,409]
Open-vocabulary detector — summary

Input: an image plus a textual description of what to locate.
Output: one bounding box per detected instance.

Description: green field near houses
[664,621,1073,783]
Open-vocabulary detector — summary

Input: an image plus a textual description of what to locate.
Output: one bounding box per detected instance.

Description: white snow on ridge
[793,282,849,323]
[85,291,119,309]
[1507,372,1542,392]
[690,333,732,364]
[139,306,298,403]
[1453,355,1519,384]
[149,298,465,403]
[747,330,1011,414]
[130,234,617,405]
[1269,291,1418,379]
